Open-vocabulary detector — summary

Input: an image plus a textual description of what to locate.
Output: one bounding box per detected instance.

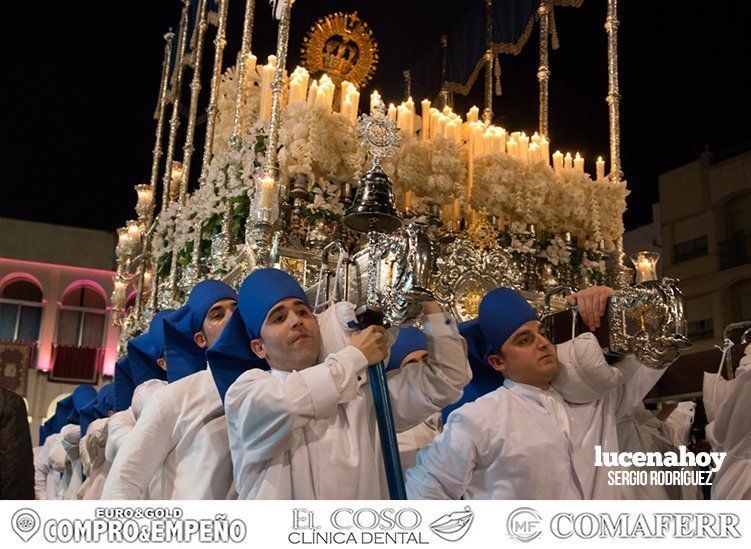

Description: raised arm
[387,303,472,431]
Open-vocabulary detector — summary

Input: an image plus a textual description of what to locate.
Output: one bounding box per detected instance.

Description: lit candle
[247,53,258,81]
[528,142,540,163]
[467,105,479,123]
[259,176,275,209]
[406,97,415,112]
[498,127,507,153]
[259,55,277,122]
[342,95,353,121]
[564,152,573,170]
[531,132,541,145]
[574,152,584,172]
[470,123,483,159]
[315,85,329,110]
[349,89,360,124]
[519,133,529,162]
[387,103,397,123]
[540,136,550,165]
[397,105,408,134]
[596,156,605,180]
[507,138,519,159]
[421,99,431,141]
[436,114,446,138]
[446,120,459,144]
[632,252,660,283]
[307,80,318,105]
[553,150,564,172]
[429,108,439,140]
[370,90,382,114]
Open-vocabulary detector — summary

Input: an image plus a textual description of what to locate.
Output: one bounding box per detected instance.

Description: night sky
[4,1,750,233]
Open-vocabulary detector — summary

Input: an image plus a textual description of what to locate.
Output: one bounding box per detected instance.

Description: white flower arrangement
[212,65,261,156]
[305,179,346,221]
[278,101,358,186]
[540,234,572,266]
[393,136,465,207]
[471,151,628,247]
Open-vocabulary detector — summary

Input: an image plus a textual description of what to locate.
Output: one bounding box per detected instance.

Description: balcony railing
[719,231,751,270]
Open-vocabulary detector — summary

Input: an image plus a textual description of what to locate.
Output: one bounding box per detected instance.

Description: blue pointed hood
[164,280,238,383]
[207,268,309,402]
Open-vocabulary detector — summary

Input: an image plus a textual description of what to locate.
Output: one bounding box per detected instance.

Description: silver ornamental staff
[167,0,211,301]
[246,0,292,268]
[178,0,209,206]
[605,0,630,288]
[200,0,232,182]
[483,0,494,123]
[187,0,233,284]
[214,0,257,269]
[138,31,175,318]
[161,0,191,212]
[537,1,551,138]
[439,35,450,110]
[150,32,176,199]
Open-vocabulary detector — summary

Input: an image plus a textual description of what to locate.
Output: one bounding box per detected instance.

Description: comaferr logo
[551,512,741,539]
[506,507,542,542]
[429,506,475,542]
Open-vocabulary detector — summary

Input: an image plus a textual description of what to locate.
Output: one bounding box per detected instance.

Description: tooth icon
[12,508,41,543]
[430,506,474,542]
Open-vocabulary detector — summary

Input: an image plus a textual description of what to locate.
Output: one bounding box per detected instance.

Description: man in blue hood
[103,279,238,500]
[207,268,471,500]
[407,285,668,500]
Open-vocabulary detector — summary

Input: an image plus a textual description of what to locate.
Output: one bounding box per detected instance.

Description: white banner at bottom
[1,500,748,548]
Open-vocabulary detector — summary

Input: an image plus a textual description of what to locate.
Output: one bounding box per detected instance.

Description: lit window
[57,284,107,348]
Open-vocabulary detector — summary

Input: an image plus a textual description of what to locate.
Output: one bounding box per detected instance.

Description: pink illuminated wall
[0,257,120,377]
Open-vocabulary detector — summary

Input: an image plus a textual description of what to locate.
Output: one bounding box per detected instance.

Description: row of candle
[552,151,607,180]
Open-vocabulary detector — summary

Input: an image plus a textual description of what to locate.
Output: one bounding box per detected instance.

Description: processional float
[110,0,691,499]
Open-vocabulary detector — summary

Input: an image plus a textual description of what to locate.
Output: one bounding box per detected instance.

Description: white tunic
[46,434,68,500]
[707,348,751,499]
[398,414,442,472]
[33,446,49,500]
[224,311,471,500]
[406,335,664,500]
[102,370,234,500]
[61,424,84,500]
[616,404,686,499]
[77,417,111,500]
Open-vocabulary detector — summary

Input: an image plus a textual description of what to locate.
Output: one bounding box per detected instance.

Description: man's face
[194,299,237,349]
[400,349,428,368]
[156,356,167,371]
[250,298,321,372]
[487,320,559,389]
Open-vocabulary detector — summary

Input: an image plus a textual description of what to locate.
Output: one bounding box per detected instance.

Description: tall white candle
[574,152,584,172]
[553,150,564,172]
[564,152,573,170]
[540,136,550,165]
[388,103,397,123]
[596,156,605,180]
[370,90,381,114]
[421,99,431,141]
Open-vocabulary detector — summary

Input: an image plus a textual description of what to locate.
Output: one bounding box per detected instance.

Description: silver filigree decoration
[355,100,401,173]
[433,237,522,322]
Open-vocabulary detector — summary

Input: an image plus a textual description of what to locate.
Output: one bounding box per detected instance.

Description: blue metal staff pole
[368,358,407,499]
